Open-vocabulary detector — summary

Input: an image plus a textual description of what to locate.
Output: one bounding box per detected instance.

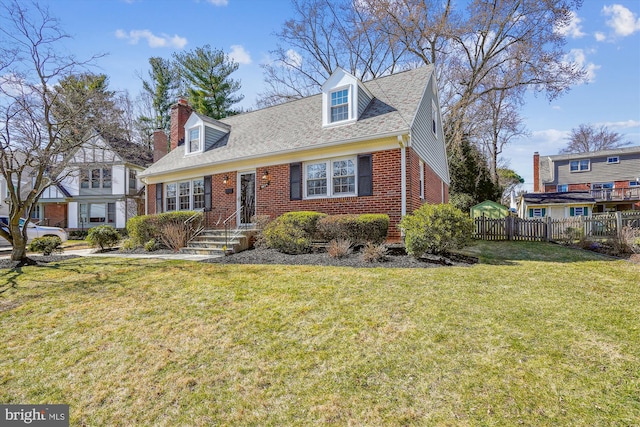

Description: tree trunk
[10,233,29,262]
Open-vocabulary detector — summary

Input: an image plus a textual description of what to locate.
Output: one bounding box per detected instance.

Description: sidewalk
[0,245,219,261]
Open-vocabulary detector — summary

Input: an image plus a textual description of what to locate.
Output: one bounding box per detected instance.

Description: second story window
[129,170,137,190]
[330,89,349,123]
[557,184,568,192]
[188,127,200,154]
[85,168,111,189]
[570,159,589,172]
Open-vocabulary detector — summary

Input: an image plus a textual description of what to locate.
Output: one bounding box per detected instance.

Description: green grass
[1,241,639,426]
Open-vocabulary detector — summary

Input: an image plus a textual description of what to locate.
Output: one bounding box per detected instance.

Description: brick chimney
[533,152,540,193]
[170,97,192,151]
[152,130,168,162]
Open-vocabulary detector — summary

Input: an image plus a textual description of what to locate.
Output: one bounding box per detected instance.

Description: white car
[0,216,68,245]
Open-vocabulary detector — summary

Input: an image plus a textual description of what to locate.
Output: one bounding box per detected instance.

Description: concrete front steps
[180,229,253,257]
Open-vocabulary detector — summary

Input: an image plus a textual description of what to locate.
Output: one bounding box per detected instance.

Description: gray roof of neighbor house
[141,65,434,177]
[105,135,153,167]
[539,145,640,184]
[522,191,596,205]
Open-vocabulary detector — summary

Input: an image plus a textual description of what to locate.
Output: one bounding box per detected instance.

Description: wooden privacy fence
[473,211,640,242]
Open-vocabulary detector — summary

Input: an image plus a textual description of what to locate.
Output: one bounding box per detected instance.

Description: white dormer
[184,112,231,155]
[321,68,373,127]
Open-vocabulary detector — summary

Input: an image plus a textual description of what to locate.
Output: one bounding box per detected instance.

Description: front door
[238,172,256,226]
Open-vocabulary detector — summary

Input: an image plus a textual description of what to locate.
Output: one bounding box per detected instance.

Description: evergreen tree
[139,57,178,133]
[173,45,243,119]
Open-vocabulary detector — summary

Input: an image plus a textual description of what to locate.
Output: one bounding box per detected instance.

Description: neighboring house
[36,133,151,229]
[533,146,640,213]
[518,192,596,219]
[140,66,450,241]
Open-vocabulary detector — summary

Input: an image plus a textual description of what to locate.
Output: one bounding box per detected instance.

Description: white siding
[112,164,126,194]
[68,202,78,228]
[116,200,127,228]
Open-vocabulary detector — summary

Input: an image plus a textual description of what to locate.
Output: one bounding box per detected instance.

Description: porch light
[261,169,270,189]
[223,175,229,185]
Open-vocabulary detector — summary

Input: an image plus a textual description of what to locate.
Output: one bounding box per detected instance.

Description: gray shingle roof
[141,65,434,177]
[523,191,596,204]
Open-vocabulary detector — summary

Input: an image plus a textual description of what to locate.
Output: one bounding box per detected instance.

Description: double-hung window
[86,168,111,189]
[305,157,356,198]
[129,169,137,190]
[330,89,349,123]
[165,178,206,211]
[570,159,589,172]
[557,184,568,192]
[187,127,200,154]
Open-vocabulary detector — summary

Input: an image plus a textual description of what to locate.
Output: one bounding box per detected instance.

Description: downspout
[141,177,148,215]
[398,135,407,218]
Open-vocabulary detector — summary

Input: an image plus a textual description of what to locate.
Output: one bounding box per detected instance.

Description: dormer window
[187,127,201,154]
[331,89,349,123]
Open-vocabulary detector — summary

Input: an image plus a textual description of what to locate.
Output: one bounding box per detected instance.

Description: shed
[470,200,509,219]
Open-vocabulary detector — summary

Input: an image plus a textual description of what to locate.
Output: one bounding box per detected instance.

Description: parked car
[0,216,68,245]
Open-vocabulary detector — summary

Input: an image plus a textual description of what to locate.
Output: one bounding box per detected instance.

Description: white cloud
[555,11,586,38]
[115,29,187,49]
[207,0,229,5]
[286,49,303,68]
[565,49,600,83]
[228,45,252,65]
[602,4,640,37]
[594,31,607,42]
[598,119,640,129]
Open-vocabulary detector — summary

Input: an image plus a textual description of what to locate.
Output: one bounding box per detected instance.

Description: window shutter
[584,207,588,216]
[528,208,533,218]
[155,183,163,213]
[357,154,373,196]
[542,208,546,217]
[290,163,302,200]
[204,175,212,211]
[570,207,575,217]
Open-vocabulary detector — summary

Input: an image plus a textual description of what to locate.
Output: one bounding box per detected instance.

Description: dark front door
[238,172,256,225]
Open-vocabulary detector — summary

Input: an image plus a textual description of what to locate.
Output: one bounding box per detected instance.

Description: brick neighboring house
[35,133,151,230]
[139,66,450,241]
[531,146,640,215]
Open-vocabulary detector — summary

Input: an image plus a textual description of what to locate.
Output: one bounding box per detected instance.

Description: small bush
[159,222,192,252]
[144,239,159,252]
[126,212,202,248]
[263,211,327,254]
[620,226,640,254]
[317,214,389,245]
[361,242,388,263]
[399,203,473,257]
[251,215,273,248]
[86,225,120,251]
[120,238,136,251]
[327,239,352,258]
[68,230,88,240]
[28,236,63,256]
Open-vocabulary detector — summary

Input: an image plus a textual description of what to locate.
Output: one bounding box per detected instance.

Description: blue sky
[38,0,640,190]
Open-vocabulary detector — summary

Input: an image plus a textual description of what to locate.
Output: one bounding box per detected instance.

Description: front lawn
[1,241,638,425]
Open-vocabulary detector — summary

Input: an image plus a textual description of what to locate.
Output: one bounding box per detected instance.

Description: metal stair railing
[222,206,243,251]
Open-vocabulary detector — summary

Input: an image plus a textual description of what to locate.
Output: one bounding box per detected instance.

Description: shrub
[86,225,121,251]
[317,214,389,245]
[327,239,352,258]
[126,211,202,248]
[361,242,388,263]
[251,215,273,248]
[68,230,88,240]
[120,238,136,251]
[399,203,473,257]
[263,211,327,254]
[159,222,192,252]
[144,239,159,252]
[28,236,63,256]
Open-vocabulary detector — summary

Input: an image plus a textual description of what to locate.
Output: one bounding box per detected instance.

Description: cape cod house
[139,66,450,241]
[36,133,151,230]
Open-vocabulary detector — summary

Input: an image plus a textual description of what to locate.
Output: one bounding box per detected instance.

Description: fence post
[545,216,551,242]
[616,211,623,237]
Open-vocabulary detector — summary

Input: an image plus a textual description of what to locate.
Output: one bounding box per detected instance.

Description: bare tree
[560,124,631,154]
[0,1,102,262]
[258,0,408,107]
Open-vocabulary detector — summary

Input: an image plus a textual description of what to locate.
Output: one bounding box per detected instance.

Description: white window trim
[607,156,619,164]
[570,159,590,172]
[186,125,203,155]
[324,85,356,127]
[164,178,206,211]
[419,160,425,199]
[304,156,357,199]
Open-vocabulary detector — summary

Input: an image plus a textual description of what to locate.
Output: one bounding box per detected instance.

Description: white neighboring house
[35,133,151,230]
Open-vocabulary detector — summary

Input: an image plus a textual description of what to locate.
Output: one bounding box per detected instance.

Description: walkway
[0,245,220,261]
